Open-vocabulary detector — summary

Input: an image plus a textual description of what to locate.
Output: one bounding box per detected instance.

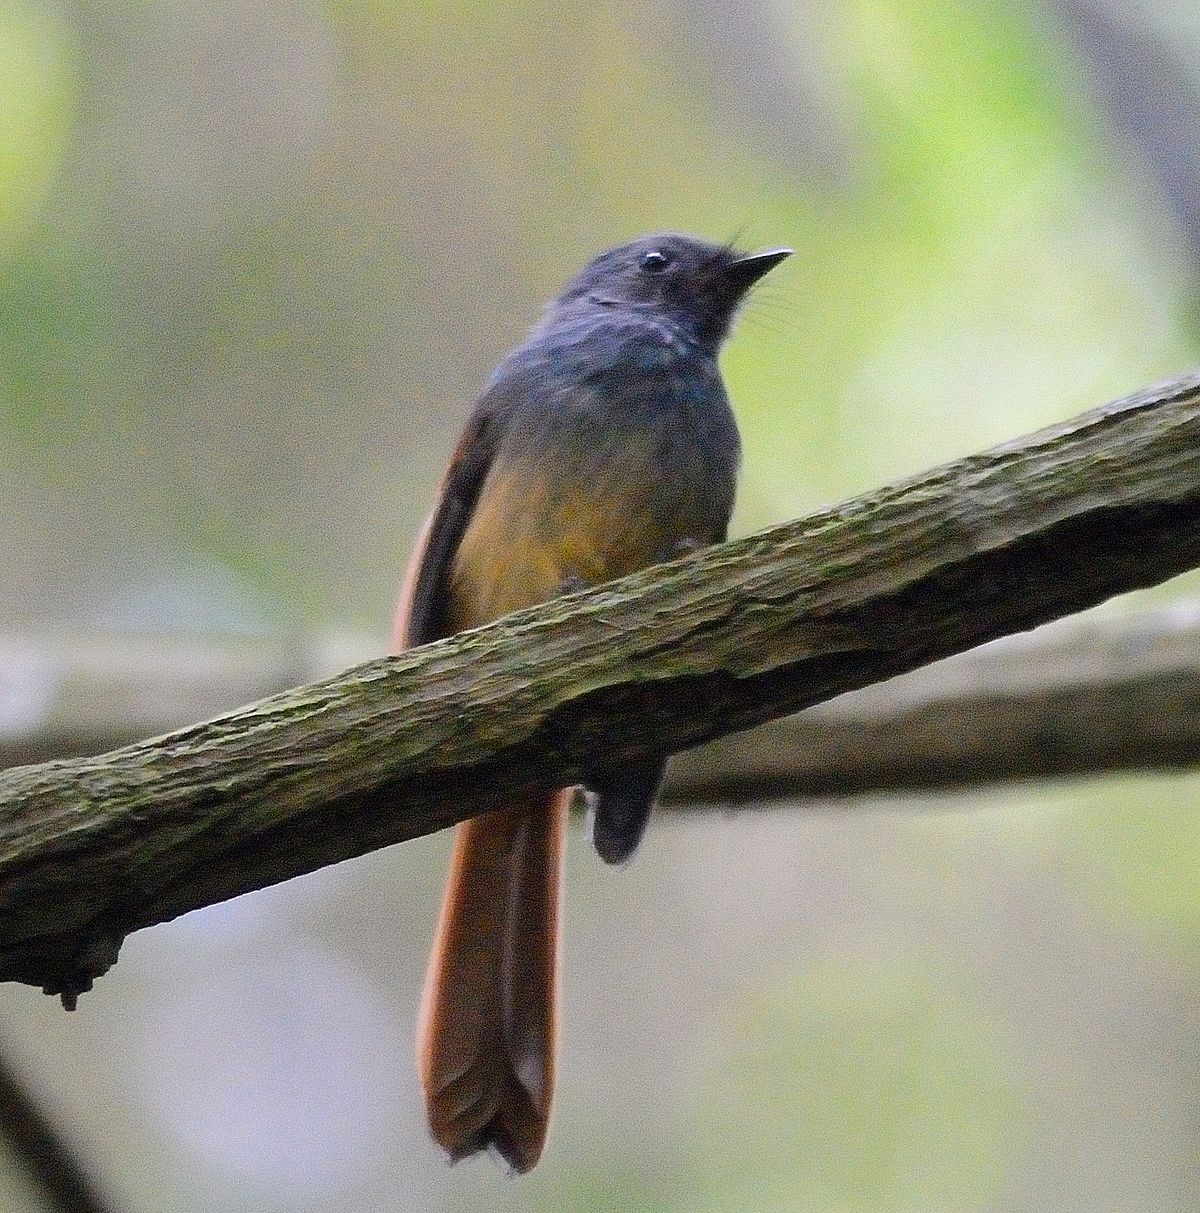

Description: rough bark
[3,370,1200,1003]
[671,601,1200,802]
[7,603,1200,799]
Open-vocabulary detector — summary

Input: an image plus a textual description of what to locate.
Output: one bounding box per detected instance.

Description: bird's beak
[725,247,793,292]
[694,245,793,344]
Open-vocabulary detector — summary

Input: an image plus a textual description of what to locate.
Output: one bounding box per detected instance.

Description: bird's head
[553,233,791,350]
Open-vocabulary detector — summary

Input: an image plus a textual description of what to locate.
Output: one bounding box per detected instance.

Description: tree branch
[7,601,1200,800]
[670,601,1200,802]
[4,370,1200,1003]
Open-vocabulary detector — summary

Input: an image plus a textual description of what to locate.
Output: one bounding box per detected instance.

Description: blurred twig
[0,1050,114,1213]
[3,370,1200,1004]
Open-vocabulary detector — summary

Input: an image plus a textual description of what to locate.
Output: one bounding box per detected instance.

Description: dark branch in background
[3,370,1200,1006]
[8,601,1200,800]
[0,1052,114,1213]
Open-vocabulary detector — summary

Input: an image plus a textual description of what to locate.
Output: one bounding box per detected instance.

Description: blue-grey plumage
[448,333,740,621]
[397,232,790,1172]
[410,237,789,642]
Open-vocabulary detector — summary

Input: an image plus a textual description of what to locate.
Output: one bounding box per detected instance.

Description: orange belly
[447,453,679,630]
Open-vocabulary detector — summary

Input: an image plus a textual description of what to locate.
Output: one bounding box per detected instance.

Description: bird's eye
[639,249,672,274]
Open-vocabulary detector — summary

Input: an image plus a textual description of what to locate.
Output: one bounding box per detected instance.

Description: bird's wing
[390,389,508,651]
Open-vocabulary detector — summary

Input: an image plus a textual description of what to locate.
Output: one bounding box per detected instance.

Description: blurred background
[3,0,1200,1209]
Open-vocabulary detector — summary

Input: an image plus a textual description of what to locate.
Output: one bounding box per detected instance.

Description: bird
[391,233,790,1173]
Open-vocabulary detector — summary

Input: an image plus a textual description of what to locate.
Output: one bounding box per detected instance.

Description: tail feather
[416,791,569,1174]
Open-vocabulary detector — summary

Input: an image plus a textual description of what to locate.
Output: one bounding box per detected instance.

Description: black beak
[693,244,792,345]
[723,247,792,295]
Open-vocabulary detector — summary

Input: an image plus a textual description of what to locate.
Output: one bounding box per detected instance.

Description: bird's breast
[448,369,738,630]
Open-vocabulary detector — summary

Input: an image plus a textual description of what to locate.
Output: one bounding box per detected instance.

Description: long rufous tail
[415,791,569,1173]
